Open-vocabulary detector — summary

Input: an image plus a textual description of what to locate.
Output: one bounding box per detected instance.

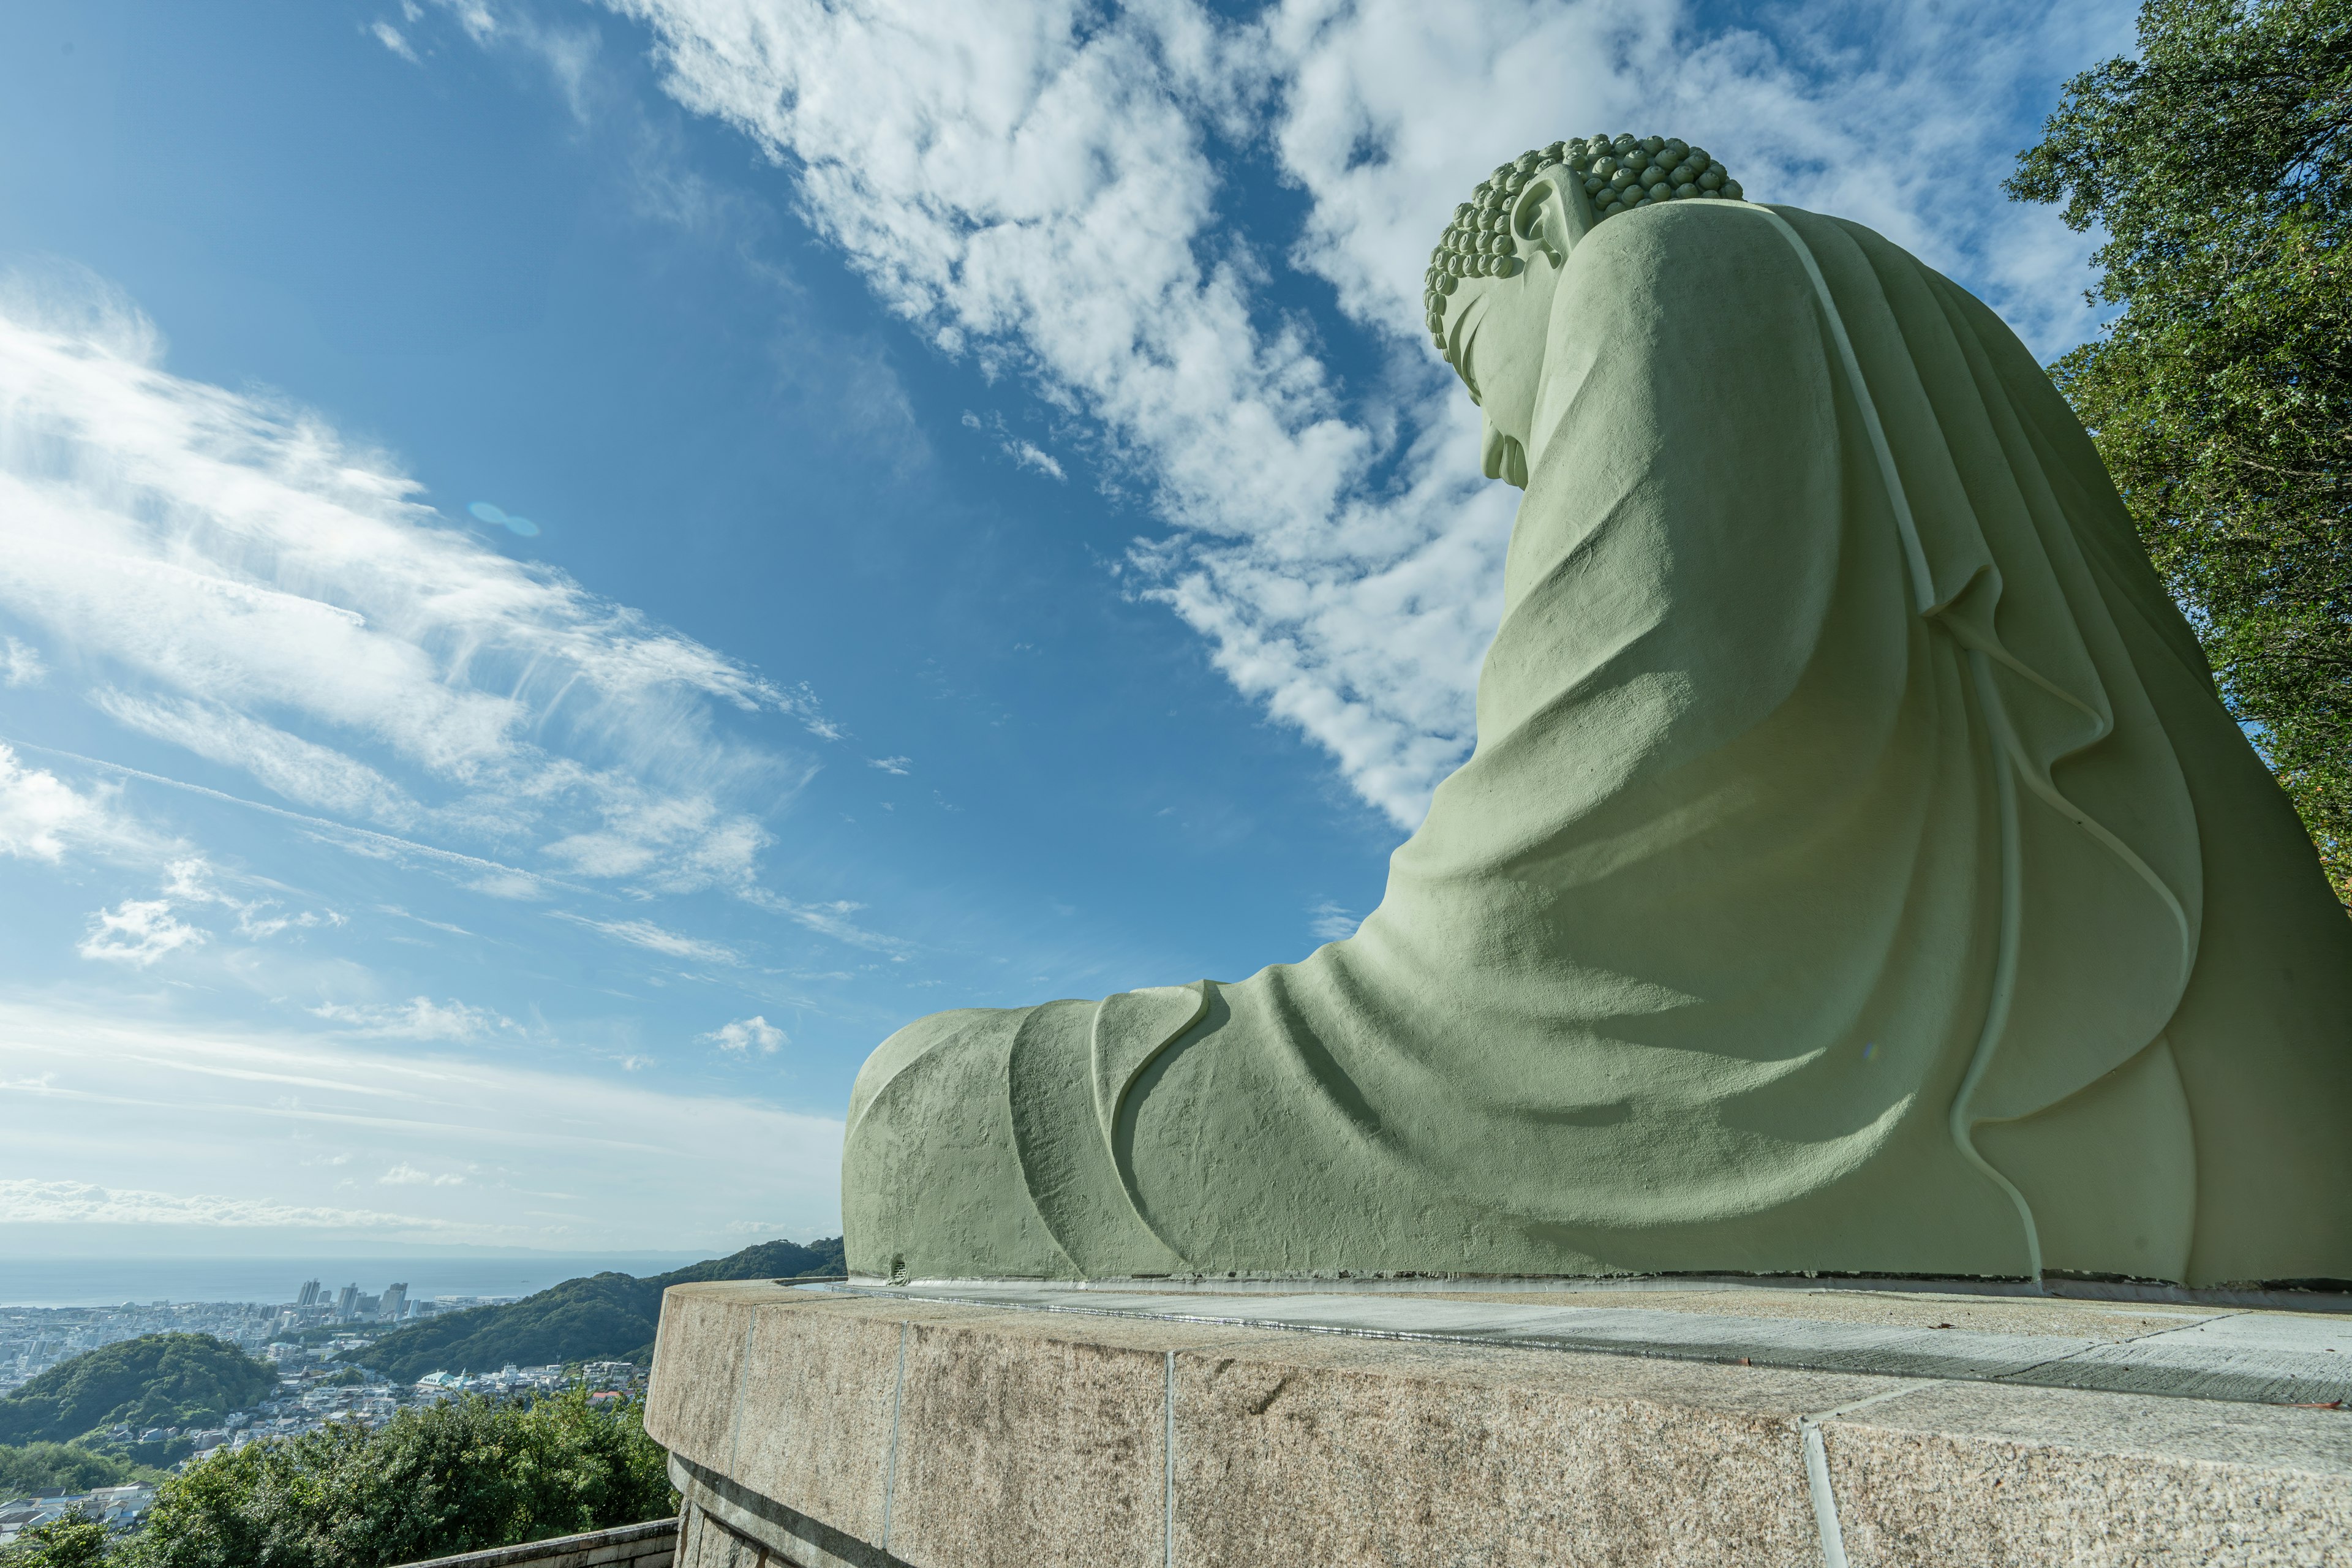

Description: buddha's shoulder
[1567,200,1804,298]
[1568,201,1934,320]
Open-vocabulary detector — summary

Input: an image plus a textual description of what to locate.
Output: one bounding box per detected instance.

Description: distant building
[295,1280,322,1308]
[378,1282,408,1321]
[333,1284,358,1319]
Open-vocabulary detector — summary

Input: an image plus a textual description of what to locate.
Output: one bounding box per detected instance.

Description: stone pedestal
[644,1279,2352,1567]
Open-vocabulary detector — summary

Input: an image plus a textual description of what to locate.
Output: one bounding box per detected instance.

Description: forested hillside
[360,1237,844,1384]
[0,1333,275,1446]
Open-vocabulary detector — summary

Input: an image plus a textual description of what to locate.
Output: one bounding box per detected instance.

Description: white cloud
[372,20,422,62]
[551,910,742,963]
[0,1177,447,1230]
[379,1162,467,1186]
[962,409,1069,482]
[0,744,124,862]
[311,997,513,1041]
[1,636,42,687]
[600,0,2128,826]
[703,1014,783,1053]
[1005,439,1065,481]
[432,0,499,46]
[62,856,335,967]
[77,898,206,966]
[866,755,911,775]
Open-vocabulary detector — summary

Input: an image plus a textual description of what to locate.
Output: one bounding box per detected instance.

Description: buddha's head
[1427,134,1744,488]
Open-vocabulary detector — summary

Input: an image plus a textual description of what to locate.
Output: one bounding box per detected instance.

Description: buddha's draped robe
[845,203,2352,1287]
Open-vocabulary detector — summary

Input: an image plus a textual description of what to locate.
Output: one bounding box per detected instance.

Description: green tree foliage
[0,1446,154,1502]
[2008,0,2352,904]
[360,1237,843,1384]
[118,1390,674,1568]
[0,1338,275,1447]
[0,1510,113,1568]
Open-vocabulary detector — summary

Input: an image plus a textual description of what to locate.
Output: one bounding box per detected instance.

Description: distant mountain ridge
[356,1237,845,1384]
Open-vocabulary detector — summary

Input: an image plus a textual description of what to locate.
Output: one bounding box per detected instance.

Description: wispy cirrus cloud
[379,1162,468,1186]
[0,1177,450,1231]
[538,788,772,894]
[1306,899,1359,941]
[0,1000,846,1248]
[94,690,425,829]
[551,910,741,963]
[311,997,515,1042]
[0,260,843,907]
[1,636,42,687]
[372,20,423,63]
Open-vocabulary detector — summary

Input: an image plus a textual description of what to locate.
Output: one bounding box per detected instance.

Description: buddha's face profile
[1446,221,1570,489]
[1428,134,1742,488]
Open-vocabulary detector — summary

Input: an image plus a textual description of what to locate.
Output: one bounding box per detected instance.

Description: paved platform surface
[646,1278,2352,1567]
[831,1278,2352,1408]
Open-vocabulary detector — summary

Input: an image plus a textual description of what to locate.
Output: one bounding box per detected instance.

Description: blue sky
[0,0,2134,1257]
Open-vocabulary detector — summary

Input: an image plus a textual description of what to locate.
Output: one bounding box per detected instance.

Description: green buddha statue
[843,134,2352,1288]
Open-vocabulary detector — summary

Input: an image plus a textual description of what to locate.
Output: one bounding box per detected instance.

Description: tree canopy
[0,1338,275,1448]
[0,1510,113,1568]
[0,1444,154,1502]
[2008,0,2352,905]
[119,1389,672,1568]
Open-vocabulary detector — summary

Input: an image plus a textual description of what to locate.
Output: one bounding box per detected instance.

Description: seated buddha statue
[842,133,2352,1289]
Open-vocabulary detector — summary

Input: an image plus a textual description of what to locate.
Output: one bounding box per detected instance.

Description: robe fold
[843,202,2352,1287]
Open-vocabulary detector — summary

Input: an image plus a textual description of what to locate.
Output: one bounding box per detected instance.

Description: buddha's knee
[841,1006,1068,1280]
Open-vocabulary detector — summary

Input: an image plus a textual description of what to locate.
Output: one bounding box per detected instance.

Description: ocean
[0,1254,709,1309]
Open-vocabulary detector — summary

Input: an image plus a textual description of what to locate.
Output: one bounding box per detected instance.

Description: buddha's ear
[1512,165,1593,269]
[1480,412,1528,489]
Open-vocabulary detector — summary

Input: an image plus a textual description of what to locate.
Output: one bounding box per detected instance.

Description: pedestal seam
[880,1321,908,1555]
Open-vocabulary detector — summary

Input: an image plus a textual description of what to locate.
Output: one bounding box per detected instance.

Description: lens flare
[468,500,540,537]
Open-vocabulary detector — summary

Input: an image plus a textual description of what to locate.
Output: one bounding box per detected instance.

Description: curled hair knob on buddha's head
[1422,133,1744,354]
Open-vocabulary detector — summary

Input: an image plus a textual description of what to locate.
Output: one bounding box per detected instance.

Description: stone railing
[390,1517,677,1568]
